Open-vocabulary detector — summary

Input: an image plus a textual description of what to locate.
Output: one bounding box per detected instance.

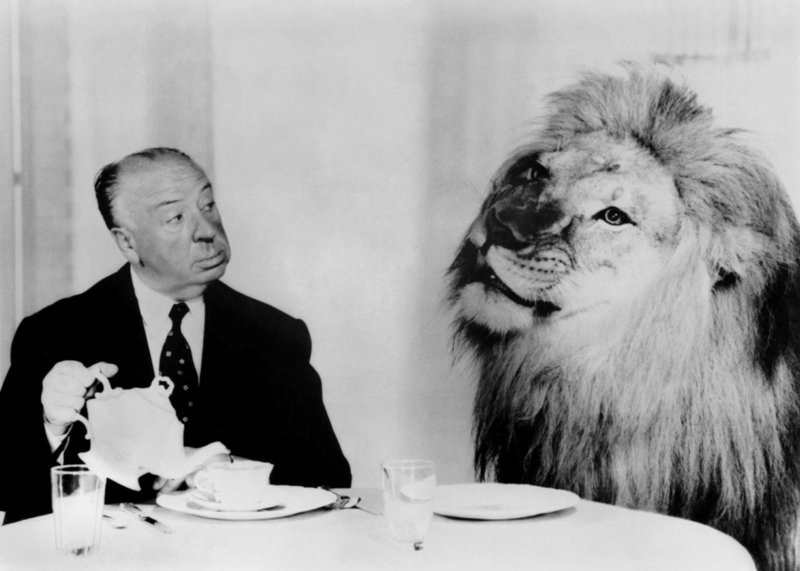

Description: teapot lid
[134,376,177,411]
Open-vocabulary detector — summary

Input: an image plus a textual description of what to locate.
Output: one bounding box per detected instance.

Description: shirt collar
[129,266,204,328]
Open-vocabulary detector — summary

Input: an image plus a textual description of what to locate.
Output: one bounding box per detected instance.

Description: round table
[0,488,755,570]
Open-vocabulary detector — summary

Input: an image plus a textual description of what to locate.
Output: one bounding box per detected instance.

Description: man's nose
[193,212,218,242]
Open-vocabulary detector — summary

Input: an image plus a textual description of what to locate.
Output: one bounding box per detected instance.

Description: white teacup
[194,460,275,509]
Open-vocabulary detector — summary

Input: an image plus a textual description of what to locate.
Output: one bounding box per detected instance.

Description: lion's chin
[483,269,561,316]
[457,278,565,333]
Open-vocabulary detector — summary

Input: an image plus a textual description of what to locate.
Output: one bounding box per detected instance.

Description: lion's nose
[485,197,567,248]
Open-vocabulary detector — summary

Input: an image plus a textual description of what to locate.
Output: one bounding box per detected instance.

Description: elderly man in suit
[0,147,351,523]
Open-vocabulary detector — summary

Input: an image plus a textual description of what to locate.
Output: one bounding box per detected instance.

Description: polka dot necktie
[159,302,198,424]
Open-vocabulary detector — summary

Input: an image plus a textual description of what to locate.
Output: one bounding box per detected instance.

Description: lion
[447,66,800,571]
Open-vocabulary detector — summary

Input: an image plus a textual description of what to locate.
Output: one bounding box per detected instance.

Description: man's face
[114,157,231,300]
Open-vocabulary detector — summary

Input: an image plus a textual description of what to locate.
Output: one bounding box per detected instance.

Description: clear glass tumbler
[381,459,436,550]
[50,465,106,556]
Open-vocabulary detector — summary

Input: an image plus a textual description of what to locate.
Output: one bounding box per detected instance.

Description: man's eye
[202,201,216,211]
[594,207,632,226]
[168,214,184,224]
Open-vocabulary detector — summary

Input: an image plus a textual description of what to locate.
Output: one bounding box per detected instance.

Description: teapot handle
[73,413,92,440]
[87,366,121,400]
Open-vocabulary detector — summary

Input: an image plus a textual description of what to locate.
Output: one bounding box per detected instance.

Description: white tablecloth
[0,488,755,571]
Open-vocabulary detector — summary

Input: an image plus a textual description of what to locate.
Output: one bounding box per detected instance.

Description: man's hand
[153,449,244,495]
[41,361,118,437]
[152,476,188,496]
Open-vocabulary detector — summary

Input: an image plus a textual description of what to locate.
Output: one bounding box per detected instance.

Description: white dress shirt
[45,267,207,454]
[129,267,205,379]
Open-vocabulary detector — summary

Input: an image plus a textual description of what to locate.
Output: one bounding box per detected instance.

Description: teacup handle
[194,468,217,497]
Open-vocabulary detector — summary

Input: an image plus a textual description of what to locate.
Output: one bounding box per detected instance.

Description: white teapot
[73,372,229,490]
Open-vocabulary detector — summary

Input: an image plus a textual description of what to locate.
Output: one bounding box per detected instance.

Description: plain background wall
[209,2,473,486]
[6,0,796,490]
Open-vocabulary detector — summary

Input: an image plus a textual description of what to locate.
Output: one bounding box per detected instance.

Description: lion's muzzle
[470,187,573,309]
[483,190,570,251]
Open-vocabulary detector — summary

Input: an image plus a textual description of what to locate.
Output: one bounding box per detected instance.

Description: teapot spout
[159,441,230,480]
[78,451,144,491]
[187,441,231,468]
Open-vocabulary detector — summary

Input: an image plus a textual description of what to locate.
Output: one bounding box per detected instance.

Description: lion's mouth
[477,266,562,317]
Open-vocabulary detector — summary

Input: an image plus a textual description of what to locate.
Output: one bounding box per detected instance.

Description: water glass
[382,459,436,550]
[50,465,106,556]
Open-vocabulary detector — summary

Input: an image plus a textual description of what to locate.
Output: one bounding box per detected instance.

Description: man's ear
[111,227,141,266]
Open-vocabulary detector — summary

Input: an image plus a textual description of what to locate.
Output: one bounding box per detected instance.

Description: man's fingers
[43,361,119,394]
[42,374,87,425]
[154,477,185,495]
[49,361,96,388]
[160,479,185,495]
[42,392,85,412]
[52,361,118,390]
[44,407,80,426]
[43,375,83,397]
[41,361,117,429]
[152,477,167,491]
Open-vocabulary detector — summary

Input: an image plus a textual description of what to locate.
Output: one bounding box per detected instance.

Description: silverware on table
[320,487,356,509]
[103,513,128,529]
[318,487,379,514]
[119,503,173,534]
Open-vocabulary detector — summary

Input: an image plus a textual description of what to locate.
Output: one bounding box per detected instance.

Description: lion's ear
[706,226,781,293]
[701,228,744,292]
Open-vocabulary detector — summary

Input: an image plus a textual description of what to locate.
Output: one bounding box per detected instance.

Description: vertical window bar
[10,0,22,326]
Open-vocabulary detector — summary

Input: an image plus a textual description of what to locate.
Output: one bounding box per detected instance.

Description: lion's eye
[595,207,632,226]
[522,162,547,181]
[509,159,548,184]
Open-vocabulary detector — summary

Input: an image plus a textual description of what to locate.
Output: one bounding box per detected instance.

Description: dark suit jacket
[0,265,351,523]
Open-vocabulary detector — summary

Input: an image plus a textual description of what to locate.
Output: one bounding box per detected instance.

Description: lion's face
[449,68,800,571]
[454,131,683,333]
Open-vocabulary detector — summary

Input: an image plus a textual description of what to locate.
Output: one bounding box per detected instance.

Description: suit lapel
[198,280,234,396]
[104,265,155,388]
[182,281,236,445]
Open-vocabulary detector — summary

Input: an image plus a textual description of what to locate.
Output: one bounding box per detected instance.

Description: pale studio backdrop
[0,0,798,490]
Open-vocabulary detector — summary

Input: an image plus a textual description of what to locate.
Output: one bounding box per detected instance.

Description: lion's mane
[448,67,800,570]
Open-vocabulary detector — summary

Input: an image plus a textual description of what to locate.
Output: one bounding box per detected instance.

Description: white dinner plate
[433,483,580,520]
[187,491,283,512]
[156,486,337,521]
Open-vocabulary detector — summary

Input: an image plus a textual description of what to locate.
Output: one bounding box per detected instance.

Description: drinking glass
[381,459,436,550]
[50,465,106,556]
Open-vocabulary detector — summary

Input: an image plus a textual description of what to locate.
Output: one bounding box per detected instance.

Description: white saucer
[157,486,337,521]
[189,492,282,512]
[433,483,580,520]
